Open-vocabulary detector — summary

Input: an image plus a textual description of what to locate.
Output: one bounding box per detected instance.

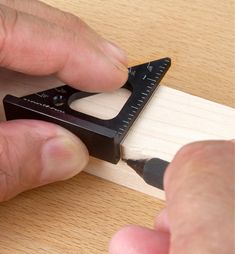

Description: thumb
[0,120,89,202]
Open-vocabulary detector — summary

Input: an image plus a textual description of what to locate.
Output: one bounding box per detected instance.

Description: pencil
[123,158,169,190]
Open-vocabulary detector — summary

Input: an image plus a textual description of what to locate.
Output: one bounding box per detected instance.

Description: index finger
[0,4,128,92]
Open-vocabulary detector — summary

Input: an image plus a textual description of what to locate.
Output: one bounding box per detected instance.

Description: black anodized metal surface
[3,58,171,163]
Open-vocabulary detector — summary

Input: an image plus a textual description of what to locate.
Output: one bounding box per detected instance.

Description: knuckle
[0,169,8,202]
[0,4,18,66]
[0,131,11,202]
[165,141,234,192]
[176,140,234,163]
[0,5,7,55]
[176,141,212,162]
[59,10,88,36]
[62,11,83,28]
[0,127,19,202]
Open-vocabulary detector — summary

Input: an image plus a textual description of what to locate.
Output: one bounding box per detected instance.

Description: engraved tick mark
[36,93,49,99]
[131,106,138,110]
[23,98,64,113]
[119,128,125,132]
[147,78,156,82]
[147,63,153,72]
[55,88,67,94]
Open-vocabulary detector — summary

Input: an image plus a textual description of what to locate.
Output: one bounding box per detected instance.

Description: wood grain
[0,0,234,253]
[83,86,235,199]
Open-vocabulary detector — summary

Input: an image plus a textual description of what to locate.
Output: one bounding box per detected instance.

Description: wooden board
[80,85,235,199]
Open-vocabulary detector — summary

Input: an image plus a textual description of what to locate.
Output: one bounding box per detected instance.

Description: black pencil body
[125,158,169,190]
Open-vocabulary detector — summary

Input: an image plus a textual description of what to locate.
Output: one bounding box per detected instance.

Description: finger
[0,120,89,202]
[0,0,127,66]
[163,141,235,254]
[0,0,103,44]
[0,4,128,92]
[109,226,170,254]
[154,208,170,232]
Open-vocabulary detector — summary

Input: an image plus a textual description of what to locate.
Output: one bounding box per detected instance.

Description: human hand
[110,141,235,254]
[0,0,128,202]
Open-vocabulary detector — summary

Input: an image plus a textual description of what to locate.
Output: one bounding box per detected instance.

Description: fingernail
[103,41,128,72]
[40,135,88,184]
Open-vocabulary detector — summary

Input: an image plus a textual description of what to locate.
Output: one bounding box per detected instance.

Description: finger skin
[0,3,128,92]
[110,141,235,254]
[0,120,89,202]
[154,208,170,232]
[109,226,170,254]
[0,0,128,67]
[163,141,235,254]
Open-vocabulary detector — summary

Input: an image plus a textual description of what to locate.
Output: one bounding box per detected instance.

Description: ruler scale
[3,58,171,163]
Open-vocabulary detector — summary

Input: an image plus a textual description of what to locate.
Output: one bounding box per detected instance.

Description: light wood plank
[83,85,235,199]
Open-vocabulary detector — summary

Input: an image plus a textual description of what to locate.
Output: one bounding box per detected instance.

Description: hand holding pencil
[110,140,235,254]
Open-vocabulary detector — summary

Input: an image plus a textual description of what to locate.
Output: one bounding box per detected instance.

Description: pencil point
[123,159,147,177]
